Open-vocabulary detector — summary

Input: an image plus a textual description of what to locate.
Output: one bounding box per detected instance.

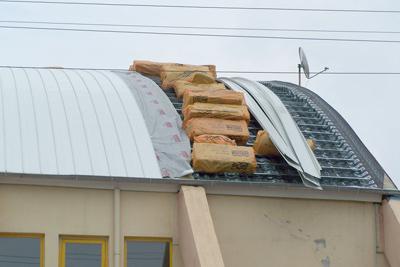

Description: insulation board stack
[174,81,226,99]
[193,135,237,146]
[132,60,316,175]
[192,143,257,174]
[183,103,250,122]
[185,118,249,146]
[183,89,245,108]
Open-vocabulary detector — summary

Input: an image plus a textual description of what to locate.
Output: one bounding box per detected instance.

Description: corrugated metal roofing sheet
[0,67,161,178]
[160,76,382,189]
[220,77,322,189]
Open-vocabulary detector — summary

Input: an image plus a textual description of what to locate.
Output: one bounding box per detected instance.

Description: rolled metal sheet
[233,78,321,176]
[220,77,321,189]
[219,78,299,167]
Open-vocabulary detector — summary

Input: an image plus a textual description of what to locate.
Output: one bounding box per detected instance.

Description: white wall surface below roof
[0,67,161,178]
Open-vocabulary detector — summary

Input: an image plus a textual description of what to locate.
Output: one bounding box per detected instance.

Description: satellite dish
[299,47,310,79]
[297,47,328,86]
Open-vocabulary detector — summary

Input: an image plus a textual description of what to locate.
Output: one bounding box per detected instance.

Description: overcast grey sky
[1,0,399,186]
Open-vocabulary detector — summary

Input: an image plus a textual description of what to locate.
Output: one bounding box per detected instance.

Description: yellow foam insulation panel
[184,118,249,145]
[132,60,217,79]
[193,134,237,146]
[160,64,216,89]
[192,143,256,174]
[253,130,316,156]
[183,103,250,123]
[132,60,174,76]
[190,72,216,84]
[173,81,226,99]
[182,89,245,108]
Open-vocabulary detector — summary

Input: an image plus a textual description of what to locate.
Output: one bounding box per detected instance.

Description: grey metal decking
[152,75,379,189]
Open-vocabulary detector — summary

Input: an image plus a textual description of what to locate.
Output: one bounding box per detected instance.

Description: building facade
[0,67,398,267]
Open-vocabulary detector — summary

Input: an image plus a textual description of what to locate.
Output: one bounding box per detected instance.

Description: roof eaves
[1,172,398,202]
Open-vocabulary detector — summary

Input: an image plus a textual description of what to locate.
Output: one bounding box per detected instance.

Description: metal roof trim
[0,172,398,202]
[1,170,395,192]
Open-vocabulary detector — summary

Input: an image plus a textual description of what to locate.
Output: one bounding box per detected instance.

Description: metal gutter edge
[0,173,398,202]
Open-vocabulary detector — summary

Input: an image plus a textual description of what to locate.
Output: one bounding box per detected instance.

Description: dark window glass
[65,243,102,267]
[0,236,41,267]
[126,240,170,267]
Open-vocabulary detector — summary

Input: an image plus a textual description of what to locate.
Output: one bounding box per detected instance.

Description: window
[125,237,172,267]
[0,233,44,267]
[59,236,108,267]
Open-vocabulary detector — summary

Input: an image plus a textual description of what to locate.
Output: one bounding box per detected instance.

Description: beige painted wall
[377,253,390,267]
[382,198,400,267]
[208,195,377,267]
[0,184,183,267]
[120,190,183,267]
[0,184,384,267]
[0,184,114,267]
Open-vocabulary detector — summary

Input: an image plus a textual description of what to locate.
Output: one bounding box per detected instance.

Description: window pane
[127,241,169,267]
[65,243,102,267]
[0,236,41,267]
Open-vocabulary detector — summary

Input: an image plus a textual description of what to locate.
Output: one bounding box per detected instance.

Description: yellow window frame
[59,235,108,267]
[0,232,44,267]
[124,236,172,267]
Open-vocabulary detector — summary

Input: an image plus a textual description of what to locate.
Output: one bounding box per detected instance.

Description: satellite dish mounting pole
[298,47,329,87]
[298,64,302,86]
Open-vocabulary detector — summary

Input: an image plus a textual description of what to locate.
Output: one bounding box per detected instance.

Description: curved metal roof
[162,77,392,190]
[264,80,391,188]
[0,67,161,178]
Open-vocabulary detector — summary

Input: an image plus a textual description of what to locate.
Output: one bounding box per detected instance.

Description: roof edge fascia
[0,173,398,202]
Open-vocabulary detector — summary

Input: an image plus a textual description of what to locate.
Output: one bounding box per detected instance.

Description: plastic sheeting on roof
[114,71,193,178]
[0,67,161,178]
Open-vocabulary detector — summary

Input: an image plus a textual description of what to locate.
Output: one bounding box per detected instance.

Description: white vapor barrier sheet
[114,71,193,178]
[0,67,161,178]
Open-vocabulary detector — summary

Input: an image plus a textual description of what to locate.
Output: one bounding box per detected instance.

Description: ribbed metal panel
[220,77,322,189]
[161,77,379,189]
[0,67,161,178]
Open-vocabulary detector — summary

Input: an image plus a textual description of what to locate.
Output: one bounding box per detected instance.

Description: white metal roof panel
[233,78,321,176]
[0,67,161,178]
[219,78,299,166]
[220,77,321,189]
